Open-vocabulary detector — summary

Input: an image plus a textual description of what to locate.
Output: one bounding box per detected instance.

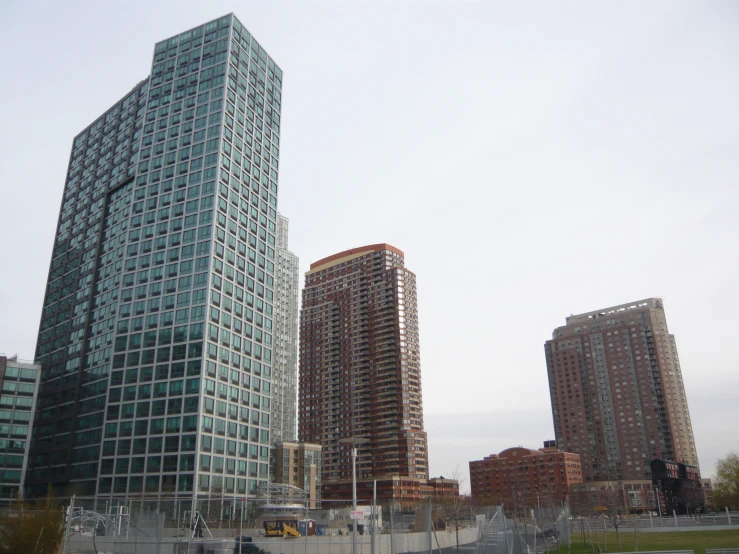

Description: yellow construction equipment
[263,520,301,537]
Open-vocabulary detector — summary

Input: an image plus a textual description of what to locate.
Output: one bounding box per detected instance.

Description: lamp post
[339,437,369,554]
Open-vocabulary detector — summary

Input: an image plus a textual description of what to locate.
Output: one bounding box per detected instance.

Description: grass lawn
[547,529,739,553]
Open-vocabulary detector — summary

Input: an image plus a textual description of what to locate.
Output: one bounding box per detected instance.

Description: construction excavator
[263,520,301,537]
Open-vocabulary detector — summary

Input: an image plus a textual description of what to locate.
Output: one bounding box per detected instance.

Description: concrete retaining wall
[65,525,479,554]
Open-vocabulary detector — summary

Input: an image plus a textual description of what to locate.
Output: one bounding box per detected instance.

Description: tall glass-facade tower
[28,14,286,500]
[271,214,298,444]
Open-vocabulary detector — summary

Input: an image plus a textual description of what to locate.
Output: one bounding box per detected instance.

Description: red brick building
[298,244,429,509]
[570,479,656,515]
[429,476,460,498]
[544,299,699,483]
[469,444,582,506]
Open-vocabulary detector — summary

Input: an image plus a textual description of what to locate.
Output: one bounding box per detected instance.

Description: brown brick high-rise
[545,298,699,483]
[298,244,429,508]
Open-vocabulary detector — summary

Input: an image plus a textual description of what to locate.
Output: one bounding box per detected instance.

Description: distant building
[271,441,322,508]
[298,244,429,510]
[651,458,702,515]
[545,298,700,483]
[271,214,299,444]
[469,443,582,506]
[571,458,706,516]
[570,479,656,515]
[0,356,41,504]
[429,476,460,498]
[700,478,713,509]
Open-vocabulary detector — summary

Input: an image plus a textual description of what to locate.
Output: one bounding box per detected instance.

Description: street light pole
[340,437,369,554]
[352,445,358,554]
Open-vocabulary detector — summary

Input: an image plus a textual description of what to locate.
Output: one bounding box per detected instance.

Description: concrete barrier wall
[65,525,479,554]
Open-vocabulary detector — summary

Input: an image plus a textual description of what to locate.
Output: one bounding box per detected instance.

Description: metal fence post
[63,495,75,554]
[390,503,395,554]
[240,496,244,539]
[304,499,308,554]
[427,496,432,554]
[501,506,510,554]
[371,481,376,554]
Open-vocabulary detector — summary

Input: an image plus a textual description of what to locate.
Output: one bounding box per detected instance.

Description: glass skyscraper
[271,214,299,444]
[0,355,41,505]
[28,14,286,501]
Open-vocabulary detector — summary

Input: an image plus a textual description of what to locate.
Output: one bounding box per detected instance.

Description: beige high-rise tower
[545,298,699,482]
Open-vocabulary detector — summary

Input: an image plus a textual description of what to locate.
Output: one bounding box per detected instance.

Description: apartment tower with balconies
[298,244,429,509]
[544,298,699,483]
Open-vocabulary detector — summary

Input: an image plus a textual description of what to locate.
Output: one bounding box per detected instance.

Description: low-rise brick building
[570,479,656,515]
[429,476,459,498]
[469,443,582,506]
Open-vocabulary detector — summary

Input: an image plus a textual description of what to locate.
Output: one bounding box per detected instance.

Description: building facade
[650,458,703,515]
[428,476,460,498]
[271,441,322,508]
[699,478,713,510]
[570,479,656,515]
[469,444,582,506]
[28,14,286,500]
[544,298,699,483]
[298,244,429,508]
[0,356,41,505]
[271,214,298,444]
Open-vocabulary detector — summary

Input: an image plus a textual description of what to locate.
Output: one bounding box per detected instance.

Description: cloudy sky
[1,1,737,491]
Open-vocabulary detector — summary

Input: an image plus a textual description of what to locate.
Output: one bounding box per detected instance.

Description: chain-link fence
[476,503,571,553]
[7,494,735,553]
[62,496,252,554]
[569,509,739,530]
[55,495,581,554]
[58,495,488,554]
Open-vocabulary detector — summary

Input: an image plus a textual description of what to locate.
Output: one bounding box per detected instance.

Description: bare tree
[436,467,469,554]
[509,485,533,524]
[676,484,704,516]
[598,480,627,552]
[568,489,595,518]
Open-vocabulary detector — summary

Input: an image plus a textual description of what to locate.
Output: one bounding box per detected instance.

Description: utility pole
[371,480,376,554]
[340,437,368,554]
[427,495,432,554]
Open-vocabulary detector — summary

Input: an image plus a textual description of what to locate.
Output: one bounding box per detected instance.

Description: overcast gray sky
[1,1,737,491]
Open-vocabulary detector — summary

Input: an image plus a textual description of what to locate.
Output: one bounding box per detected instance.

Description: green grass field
[548,529,739,553]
